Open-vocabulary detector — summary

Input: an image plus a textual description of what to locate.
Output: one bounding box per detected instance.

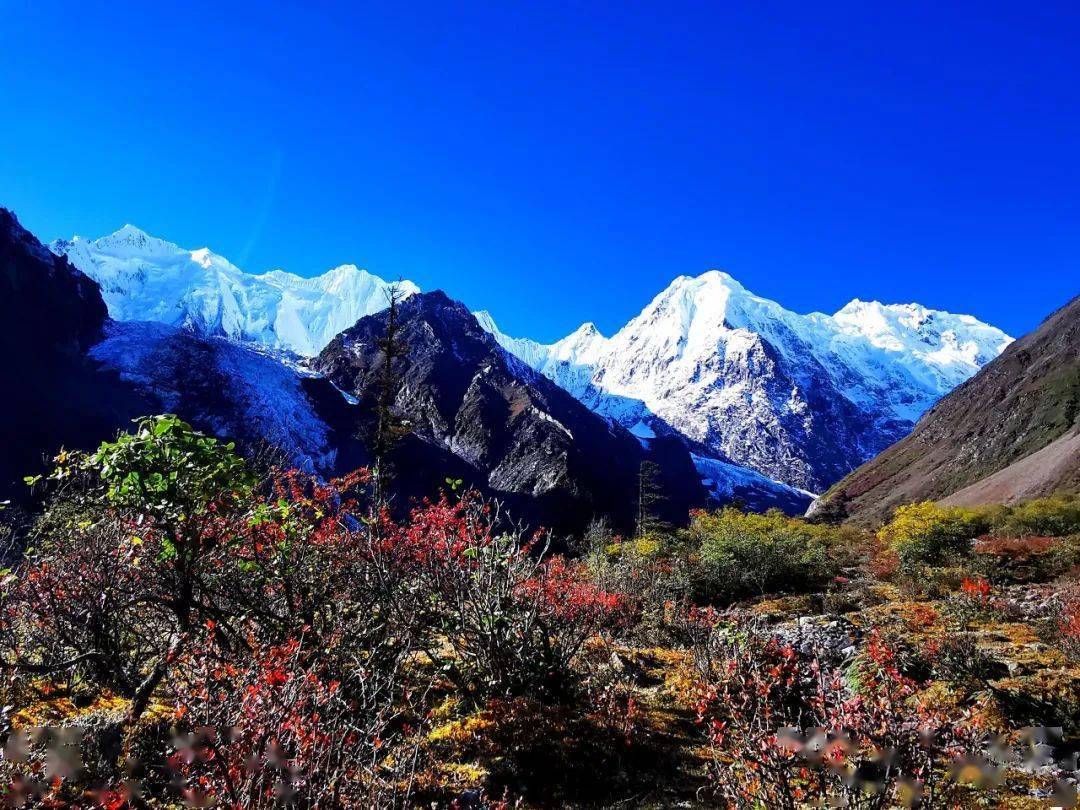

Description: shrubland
[1,416,1079,807]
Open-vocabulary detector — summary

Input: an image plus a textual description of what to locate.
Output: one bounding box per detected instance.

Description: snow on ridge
[51,226,418,357]
[476,269,1012,492]
[54,218,1013,495]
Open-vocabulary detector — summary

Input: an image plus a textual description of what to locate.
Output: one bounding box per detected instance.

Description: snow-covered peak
[189,247,217,268]
[92,224,181,258]
[51,227,418,357]
[481,268,1012,492]
[624,270,803,350]
[547,321,609,365]
[833,298,1009,356]
[828,297,1012,397]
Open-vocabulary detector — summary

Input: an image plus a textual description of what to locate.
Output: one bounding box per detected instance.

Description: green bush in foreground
[690,508,847,601]
[878,502,989,569]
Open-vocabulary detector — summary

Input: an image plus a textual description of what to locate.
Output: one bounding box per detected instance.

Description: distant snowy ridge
[52,225,418,356]
[477,271,1012,491]
[51,223,1011,493]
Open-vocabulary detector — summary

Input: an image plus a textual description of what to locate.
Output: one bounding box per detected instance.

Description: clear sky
[1,1,1077,341]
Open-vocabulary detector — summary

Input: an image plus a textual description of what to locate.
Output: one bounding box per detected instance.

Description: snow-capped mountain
[52,225,418,356]
[478,271,1012,492]
[49,223,1011,495]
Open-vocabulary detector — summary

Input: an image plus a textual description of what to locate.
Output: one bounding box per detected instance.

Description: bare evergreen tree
[371,281,410,507]
[635,459,666,538]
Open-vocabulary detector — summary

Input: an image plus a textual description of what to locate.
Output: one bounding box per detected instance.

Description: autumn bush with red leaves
[0,417,626,808]
[382,495,627,699]
[689,617,986,808]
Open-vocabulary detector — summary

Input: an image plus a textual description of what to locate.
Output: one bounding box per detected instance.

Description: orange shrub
[972,535,1063,583]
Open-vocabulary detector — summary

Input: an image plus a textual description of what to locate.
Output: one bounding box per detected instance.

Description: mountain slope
[479,271,1011,492]
[52,226,418,356]
[315,292,731,533]
[0,211,462,513]
[50,222,1009,498]
[5,211,809,528]
[813,293,1080,524]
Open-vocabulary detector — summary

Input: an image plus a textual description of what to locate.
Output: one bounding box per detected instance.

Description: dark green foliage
[690,508,846,602]
[877,502,989,569]
[990,493,1080,538]
[371,282,411,504]
[634,460,667,538]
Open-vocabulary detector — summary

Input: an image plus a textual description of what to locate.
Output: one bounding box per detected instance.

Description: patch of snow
[528,406,574,440]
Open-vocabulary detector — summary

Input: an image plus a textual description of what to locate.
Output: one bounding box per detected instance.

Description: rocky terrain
[315,290,717,534]
[0,208,139,498]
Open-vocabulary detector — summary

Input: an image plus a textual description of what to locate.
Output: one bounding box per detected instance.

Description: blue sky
[1,1,1077,340]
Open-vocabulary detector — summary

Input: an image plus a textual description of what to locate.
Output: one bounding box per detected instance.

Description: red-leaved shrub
[690,619,985,808]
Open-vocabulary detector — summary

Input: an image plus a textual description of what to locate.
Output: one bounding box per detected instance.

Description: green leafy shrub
[878,501,989,570]
[880,498,1080,592]
[582,522,693,643]
[689,508,843,602]
[989,494,1080,538]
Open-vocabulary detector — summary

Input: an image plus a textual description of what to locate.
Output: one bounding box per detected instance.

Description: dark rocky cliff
[316,291,707,535]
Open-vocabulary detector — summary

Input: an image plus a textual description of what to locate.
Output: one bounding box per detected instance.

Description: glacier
[89,321,346,474]
[53,225,418,357]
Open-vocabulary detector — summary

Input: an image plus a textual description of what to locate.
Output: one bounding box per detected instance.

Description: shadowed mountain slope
[0,208,142,497]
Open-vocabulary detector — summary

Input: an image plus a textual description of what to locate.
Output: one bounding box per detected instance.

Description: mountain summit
[479,271,1011,491]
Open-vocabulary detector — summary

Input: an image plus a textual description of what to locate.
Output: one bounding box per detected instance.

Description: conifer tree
[371,282,410,507]
[635,459,666,538]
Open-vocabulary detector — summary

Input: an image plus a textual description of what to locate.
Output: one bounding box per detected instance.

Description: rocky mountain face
[5,213,807,529]
[316,291,723,533]
[0,209,139,497]
[89,321,353,474]
[814,293,1080,525]
[0,212,430,507]
[53,226,418,356]
[479,271,1011,492]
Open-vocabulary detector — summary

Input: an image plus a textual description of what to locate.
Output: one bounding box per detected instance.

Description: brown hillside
[815,293,1080,525]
